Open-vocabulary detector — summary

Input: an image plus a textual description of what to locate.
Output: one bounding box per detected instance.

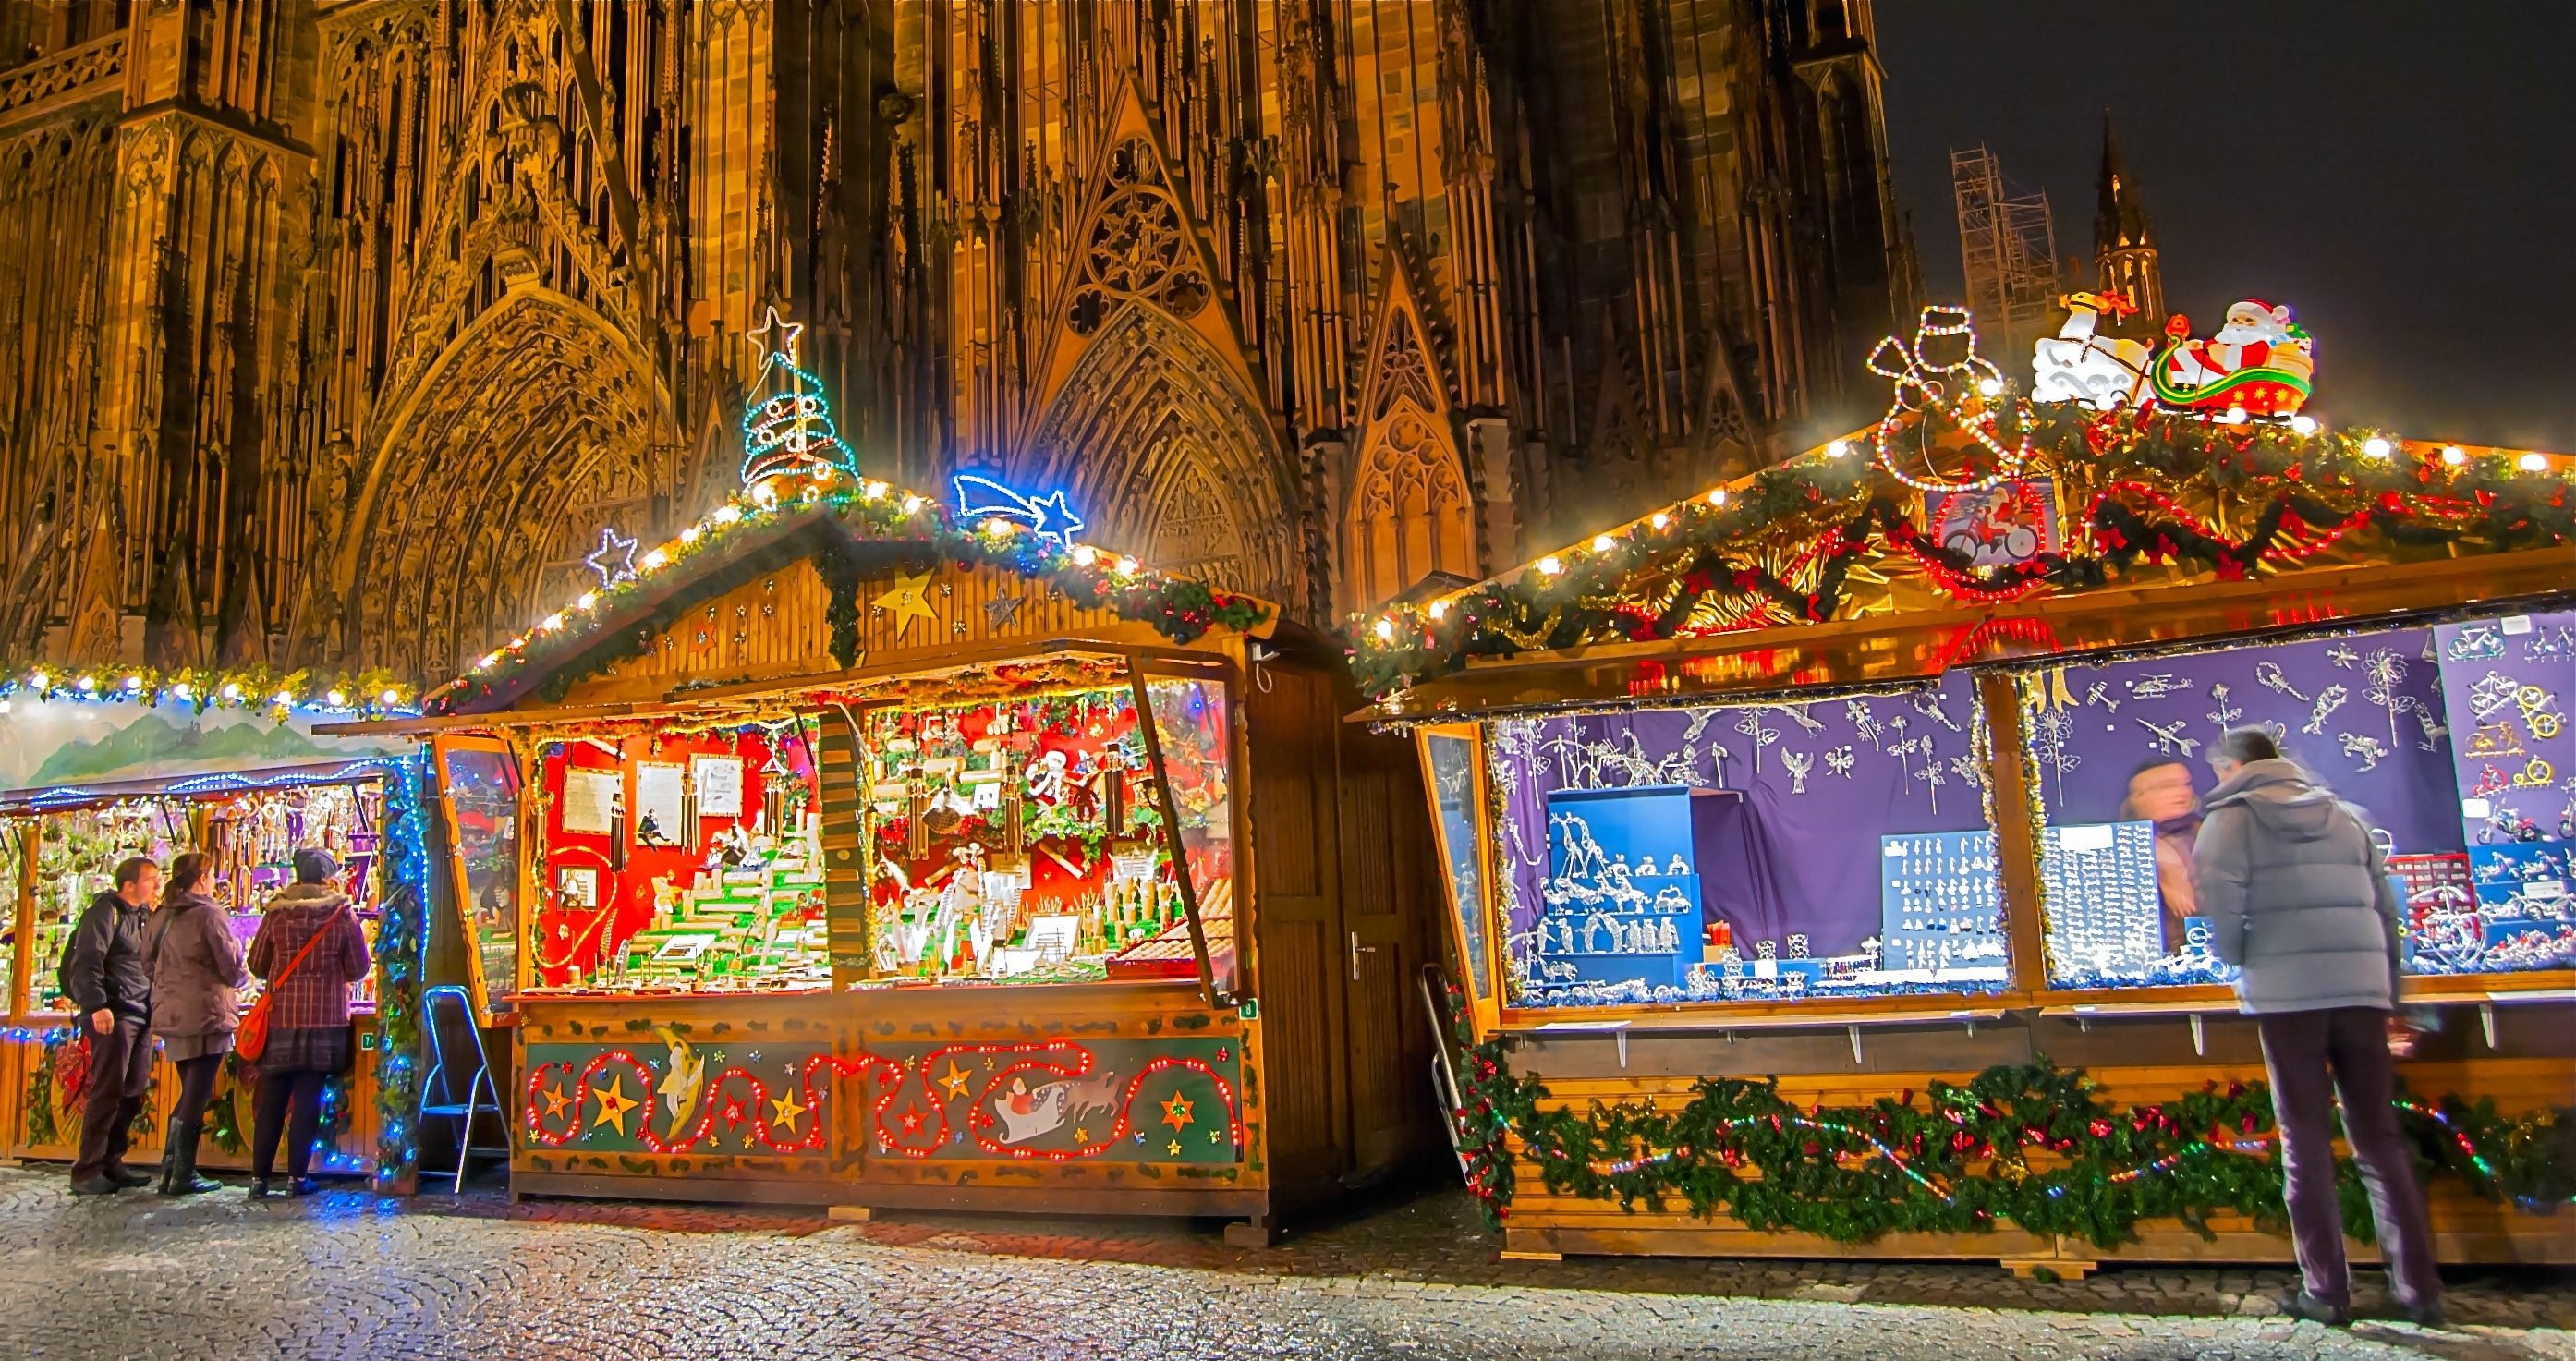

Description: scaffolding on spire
[1950,146,2060,363]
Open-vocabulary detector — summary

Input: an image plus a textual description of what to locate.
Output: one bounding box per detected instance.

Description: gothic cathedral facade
[0,0,1902,683]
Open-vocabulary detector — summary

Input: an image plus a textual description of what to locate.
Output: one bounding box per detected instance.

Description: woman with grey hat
[244,847,372,1197]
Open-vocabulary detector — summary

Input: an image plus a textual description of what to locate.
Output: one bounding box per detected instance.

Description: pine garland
[431,486,1271,716]
[1442,986,2576,1246]
[1354,408,2573,699]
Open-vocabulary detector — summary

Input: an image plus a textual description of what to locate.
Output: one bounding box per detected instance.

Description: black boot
[157,1117,220,1197]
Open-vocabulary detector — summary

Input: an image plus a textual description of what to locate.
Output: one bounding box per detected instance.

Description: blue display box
[1535,785,1719,990]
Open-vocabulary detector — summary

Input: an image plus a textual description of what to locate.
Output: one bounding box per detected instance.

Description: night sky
[1875,4,2576,451]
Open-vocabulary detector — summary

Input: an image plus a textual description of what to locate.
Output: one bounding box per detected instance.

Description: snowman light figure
[1865,305,2032,493]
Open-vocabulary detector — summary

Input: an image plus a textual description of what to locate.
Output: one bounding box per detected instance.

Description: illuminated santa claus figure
[2151,298,2316,418]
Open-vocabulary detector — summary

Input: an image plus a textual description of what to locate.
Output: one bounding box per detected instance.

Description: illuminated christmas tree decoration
[738,305,862,486]
[952,473,1088,544]
[585,526,640,587]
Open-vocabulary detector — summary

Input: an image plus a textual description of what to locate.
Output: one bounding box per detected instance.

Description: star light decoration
[954,473,1087,545]
[584,526,639,588]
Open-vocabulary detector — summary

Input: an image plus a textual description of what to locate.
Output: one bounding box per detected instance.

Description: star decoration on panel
[584,527,639,589]
[768,1089,807,1134]
[1160,1090,1195,1131]
[875,571,941,638]
[589,1075,638,1136]
[937,1063,974,1101]
[953,473,1087,545]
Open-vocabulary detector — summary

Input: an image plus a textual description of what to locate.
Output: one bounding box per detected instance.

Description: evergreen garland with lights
[0,663,416,716]
[430,482,1271,716]
[369,757,434,1191]
[1354,407,2574,699]
[1440,983,2576,1246]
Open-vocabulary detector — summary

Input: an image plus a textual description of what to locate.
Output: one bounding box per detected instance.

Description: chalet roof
[424,474,1273,717]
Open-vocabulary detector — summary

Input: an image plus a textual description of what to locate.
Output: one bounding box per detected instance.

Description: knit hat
[292,847,340,885]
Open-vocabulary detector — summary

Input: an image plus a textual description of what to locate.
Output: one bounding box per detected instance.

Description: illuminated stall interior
[496,650,1239,1000]
[1356,302,2576,1266]
[9,771,392,1016]
[525,716,828,995]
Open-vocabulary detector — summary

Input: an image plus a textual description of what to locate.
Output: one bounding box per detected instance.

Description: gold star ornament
[875,570,940,638]
[937,1063,973,1101]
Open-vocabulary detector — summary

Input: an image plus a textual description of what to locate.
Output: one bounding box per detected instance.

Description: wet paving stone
[1,1168,2568,1360]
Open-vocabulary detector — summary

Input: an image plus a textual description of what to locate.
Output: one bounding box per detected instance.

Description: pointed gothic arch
[318,287,680,678]
[1343,262,1476,614]
[1021,302,1304,614]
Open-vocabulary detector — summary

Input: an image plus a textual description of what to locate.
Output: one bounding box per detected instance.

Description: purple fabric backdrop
[1488,673,1989,995]
[2432,612,2576,845]
[2026,626,2465,857]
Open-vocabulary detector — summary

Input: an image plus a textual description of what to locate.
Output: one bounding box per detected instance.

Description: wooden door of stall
[1334,714,1430,1175]
[1245,660,1424,1195]
[1245,662,1354,1195]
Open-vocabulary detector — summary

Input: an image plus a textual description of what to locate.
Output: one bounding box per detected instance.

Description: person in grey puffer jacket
[2192,727,2441,1329]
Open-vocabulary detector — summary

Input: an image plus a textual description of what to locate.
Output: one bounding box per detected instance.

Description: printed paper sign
[562,769,622,835]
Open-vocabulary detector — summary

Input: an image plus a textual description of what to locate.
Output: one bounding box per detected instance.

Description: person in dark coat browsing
[62,857,161,1196]
[245,848,371,1198]
[2192,727,2441,1329]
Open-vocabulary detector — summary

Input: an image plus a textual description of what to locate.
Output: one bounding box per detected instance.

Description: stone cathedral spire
[2094,112,2164,341]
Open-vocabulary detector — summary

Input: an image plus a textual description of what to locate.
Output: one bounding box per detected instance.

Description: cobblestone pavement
[2,1167,2569,1361]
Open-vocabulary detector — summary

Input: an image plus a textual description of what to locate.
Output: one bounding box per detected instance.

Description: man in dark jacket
[63,857,161,1195]
[2193,728,2441,1328]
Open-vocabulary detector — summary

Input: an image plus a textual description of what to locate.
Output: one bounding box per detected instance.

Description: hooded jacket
[62,889,152,1025]
[2190,758,2402,1014]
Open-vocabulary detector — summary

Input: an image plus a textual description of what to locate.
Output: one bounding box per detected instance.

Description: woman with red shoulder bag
[244,848,371,1198]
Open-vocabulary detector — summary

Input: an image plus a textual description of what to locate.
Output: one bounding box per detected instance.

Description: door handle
[1348,931,1381,982]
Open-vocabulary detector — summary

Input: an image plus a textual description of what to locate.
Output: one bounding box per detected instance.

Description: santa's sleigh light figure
[2031,294,2317,419]
[2149,299,2316,419]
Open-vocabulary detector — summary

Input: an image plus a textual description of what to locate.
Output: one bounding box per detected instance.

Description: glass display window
[528,718,829,994]
[858,672,1237,990]
[1419,726,1501,1027]
[434,737,525,1020]
[22,802,176,1013]
[2025,614,2574,990]
[2426,611,2576,975]
[1484,671,2008,1009]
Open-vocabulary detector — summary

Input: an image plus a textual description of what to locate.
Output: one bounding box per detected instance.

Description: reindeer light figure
[2031,289,2152,407]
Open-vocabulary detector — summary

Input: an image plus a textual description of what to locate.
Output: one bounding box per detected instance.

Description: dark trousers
[170,1055,224,1126]
[70,1019,153,1182]
[249,1070,327,1181]
[2255,1006,2443,1309]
